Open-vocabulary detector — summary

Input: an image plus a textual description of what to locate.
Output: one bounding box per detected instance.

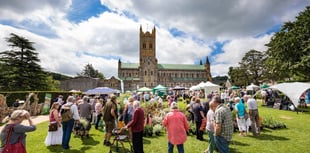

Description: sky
[0,0,309,78]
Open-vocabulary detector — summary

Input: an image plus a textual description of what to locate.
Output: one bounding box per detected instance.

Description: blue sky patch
[169,28,186,37]
[67,0,110,23]
[255,24,282,38]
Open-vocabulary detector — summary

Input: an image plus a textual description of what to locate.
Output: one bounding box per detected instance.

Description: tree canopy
[265,6,310,81]
[77,63,104,79]
[0,33,54,91]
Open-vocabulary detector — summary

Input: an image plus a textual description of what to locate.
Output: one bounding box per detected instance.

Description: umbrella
[137,87,152,92]
[260,84,270,89]
[231,85,240,90]
[172,86,185,90]
[246,83,260,91]
[83,87,118,95]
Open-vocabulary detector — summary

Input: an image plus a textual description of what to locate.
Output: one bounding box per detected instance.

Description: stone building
[60,76,121,91]
[118,26,212,91]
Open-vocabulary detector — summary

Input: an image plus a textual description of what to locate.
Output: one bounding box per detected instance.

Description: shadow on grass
[250,133,290,141]
[142,138,152,144]
[109,144,133,153]
[46,145,85,153]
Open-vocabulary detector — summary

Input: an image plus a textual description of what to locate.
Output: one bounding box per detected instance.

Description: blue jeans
[62,119,74,149]
[214,136,229,153]
[168,142,184,153]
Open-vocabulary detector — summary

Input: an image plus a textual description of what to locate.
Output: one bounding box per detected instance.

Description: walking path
[0,115,49,131]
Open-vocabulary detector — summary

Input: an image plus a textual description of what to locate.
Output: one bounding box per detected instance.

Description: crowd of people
[0,88,263,153]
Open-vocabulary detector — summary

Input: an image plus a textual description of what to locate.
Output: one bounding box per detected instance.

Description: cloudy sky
[0,0,309,78]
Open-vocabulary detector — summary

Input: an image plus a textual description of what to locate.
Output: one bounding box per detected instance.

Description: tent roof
[269,82,310,106]
[137,87,152,92]
[153,84,167,90]
[246,83,259,91]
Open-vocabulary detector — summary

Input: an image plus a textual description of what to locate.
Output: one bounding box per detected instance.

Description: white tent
[269,82,310,107]
[246,83,260,91]
[197,81,206,89]
[201,81,221,97]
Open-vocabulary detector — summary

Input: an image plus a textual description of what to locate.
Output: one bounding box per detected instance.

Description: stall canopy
[246,83,260,91]
[153,84,168,96]
[83,87,118,95]
[269,82,310,107]
[137,87,152,92]
[201,81,221,97]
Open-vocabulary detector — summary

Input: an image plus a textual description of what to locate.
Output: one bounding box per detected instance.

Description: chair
[109,128,133,153]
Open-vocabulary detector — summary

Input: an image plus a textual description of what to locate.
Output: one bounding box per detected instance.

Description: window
[149,43,152,49]
[145,71,147,75]
[143,43,146,48]
[151,71,153,75]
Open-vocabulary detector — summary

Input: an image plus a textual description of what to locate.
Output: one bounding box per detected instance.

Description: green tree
[77,63,104,79]
[0,33,49,91]
[265,6,310,81]
[239,49,266,85]
[228,66,249,86]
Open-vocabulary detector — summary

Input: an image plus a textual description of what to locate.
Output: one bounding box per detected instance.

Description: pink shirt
[163,110,189,145]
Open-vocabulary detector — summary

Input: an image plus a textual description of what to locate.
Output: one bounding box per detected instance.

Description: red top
[127,108,144,132]
[163,110,189,145]
[49,109,56,122]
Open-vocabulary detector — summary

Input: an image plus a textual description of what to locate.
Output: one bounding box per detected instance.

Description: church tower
[138,25,158,87]
[205,56,212,81]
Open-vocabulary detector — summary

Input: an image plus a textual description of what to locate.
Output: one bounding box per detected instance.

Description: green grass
[26,101,310,153]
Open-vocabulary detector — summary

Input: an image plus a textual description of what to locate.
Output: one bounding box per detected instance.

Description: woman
[163,102,189,153]
[0,110,36,152]
[124,101,145,153]
[45,102,62,146]
[123,96,134,138]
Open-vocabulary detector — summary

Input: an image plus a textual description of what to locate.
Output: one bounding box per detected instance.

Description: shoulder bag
[2,124,27,153]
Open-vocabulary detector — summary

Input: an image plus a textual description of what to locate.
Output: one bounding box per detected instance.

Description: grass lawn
[26,101,310,153]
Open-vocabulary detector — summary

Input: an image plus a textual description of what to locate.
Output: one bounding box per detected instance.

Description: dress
[45,109,62,146]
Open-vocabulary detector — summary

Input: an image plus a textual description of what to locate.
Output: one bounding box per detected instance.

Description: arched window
[143,43,146,48]
[149,43,153,49]
[145,71,147,75]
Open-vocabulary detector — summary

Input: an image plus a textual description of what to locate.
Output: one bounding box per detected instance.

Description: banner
[41,93,52,115]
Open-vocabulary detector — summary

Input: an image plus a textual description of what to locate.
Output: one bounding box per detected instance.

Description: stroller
[109,128,133,153]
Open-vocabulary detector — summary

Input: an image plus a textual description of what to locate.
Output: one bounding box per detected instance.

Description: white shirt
[247,98,258,110]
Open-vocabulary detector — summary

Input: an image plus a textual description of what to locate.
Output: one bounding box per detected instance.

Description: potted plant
[153,124,162,136]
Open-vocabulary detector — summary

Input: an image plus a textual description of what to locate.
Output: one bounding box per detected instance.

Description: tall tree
[77,63,104,79]
[228,66,249,86]
[239,49,266,85]
[0,33,49,91]
[265,6,310,81]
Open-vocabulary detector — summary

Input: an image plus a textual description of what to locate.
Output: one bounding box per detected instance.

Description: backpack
[61,104,73,122]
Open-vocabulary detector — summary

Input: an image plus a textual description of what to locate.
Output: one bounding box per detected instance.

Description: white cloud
[211,34,272,76]
[0,0,309,79]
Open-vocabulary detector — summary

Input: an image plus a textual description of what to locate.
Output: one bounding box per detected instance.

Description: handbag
[48,122,58,132]
[2,124,27,153]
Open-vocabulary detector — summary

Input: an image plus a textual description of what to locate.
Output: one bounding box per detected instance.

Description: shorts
[104,120,115,133]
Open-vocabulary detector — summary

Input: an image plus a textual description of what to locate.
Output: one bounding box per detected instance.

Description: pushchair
[109,128,133,153]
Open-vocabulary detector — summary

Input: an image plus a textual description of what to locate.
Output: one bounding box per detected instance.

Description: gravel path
[0,115,49,131]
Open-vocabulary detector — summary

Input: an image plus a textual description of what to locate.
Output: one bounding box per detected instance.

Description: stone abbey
[118,26,212,91]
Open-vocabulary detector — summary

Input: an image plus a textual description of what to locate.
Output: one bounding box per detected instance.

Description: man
[78,96,92,138]
[102,95,118,146]
[213,96,234,153]
[163,102,189,153]
[192,98,205,141]
[245,95,260,136]
[124,101,145,153]
[61,96,80,150]
[204,101,216,153]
